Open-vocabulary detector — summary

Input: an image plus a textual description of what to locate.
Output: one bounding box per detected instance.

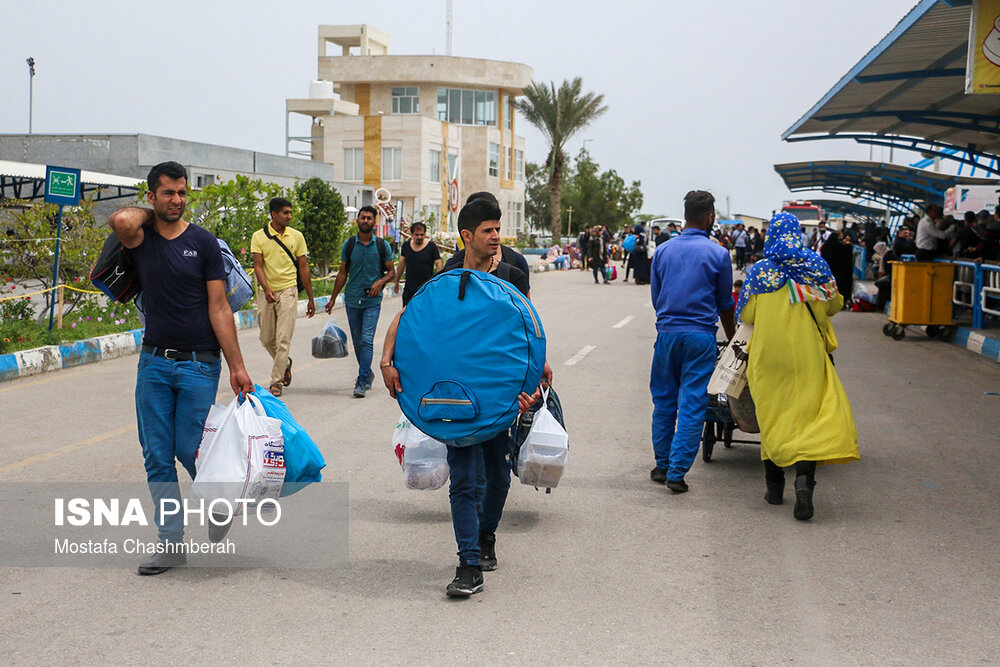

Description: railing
[935,259,1000,330]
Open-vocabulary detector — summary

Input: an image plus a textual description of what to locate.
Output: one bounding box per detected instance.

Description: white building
[286,25,532,238]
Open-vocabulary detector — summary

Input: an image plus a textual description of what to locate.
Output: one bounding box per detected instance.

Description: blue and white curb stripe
[953,328,1000,363]
[0,292,357,382]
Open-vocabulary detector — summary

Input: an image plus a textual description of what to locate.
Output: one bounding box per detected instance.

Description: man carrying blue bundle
[649,190,736,493]
[379,198,551,598]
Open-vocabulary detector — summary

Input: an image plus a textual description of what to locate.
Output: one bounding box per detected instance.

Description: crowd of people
[110,158,988,596]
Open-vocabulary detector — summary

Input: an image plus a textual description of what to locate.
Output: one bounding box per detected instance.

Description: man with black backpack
[250,197,315,397]
[325,205,395,398]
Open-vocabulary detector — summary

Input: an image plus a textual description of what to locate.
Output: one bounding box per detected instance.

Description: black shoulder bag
[263,226,304,294]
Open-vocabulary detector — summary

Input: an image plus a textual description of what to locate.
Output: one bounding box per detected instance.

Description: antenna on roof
[446,0,453,56]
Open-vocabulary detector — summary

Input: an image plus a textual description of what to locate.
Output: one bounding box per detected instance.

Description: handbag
[262,225,305,294]
[707,323,753,397]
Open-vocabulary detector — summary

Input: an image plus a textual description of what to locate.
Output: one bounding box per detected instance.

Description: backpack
[217,238,254,311]
[393,269,546,447]
[90,233,141,303]
[345,235,390,276]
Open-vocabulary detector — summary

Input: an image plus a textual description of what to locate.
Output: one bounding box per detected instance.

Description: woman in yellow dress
[735,212,859,521]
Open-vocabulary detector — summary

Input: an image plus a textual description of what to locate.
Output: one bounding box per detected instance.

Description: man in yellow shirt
[250,197,315,396]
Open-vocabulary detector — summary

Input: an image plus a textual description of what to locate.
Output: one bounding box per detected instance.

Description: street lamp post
[26,57,35,134]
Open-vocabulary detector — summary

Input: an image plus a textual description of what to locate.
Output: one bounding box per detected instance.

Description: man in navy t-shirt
[109,161,253,575]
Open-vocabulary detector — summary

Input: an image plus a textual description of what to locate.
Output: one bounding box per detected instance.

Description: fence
[937,259,1000,330]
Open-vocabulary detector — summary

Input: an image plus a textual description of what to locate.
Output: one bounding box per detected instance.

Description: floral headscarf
[735,212,838,320]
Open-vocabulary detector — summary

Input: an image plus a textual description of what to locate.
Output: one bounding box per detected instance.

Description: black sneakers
[764,480,785,505]
[666,479,689,494]
[650,467,667,484]
[479,534,497,572]
[793,476,816,520]
[137,549,187,575]
[446,563,484,597]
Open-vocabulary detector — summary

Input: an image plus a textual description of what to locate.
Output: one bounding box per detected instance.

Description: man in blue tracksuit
[649,190,736,493]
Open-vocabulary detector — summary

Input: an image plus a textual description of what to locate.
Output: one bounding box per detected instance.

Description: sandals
[269,383,283,397]
[282,357,293,386]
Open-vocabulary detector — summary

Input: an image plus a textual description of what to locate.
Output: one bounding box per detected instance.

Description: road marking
[0,424,134,477]
[564,345,596,366]
[612,316,634,329]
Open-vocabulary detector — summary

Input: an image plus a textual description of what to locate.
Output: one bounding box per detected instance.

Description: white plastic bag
[392,414,449,490]
[192,394,286,514]
[517,390,569,488]
[312,318,349,358]
[707,323,752,397]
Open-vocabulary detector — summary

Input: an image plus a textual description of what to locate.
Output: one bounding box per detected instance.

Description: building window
[506,147,514,180]
[382,147,402,181]
[429,150,441,183]
[344,148,364,181]
[515,149,524,181]
[391,87,420,114]
[436,87,497,126]
[425,204,442,229]
[516,201,523,231]
[488,143,499,178]
[504,94,512,129]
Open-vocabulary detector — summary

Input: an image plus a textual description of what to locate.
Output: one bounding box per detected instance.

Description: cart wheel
[890,324,905,341]
[723,424,734,448]
[936,325,955,342]
[925,325,939,338]
[882,323,894,337]
[702,422,715,462]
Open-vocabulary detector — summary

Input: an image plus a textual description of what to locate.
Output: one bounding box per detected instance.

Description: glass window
[515,149,524,181]
[461,90,474,125]
[447,153,457,180]
[437,87,448,121]
[504,94,512,129]
[506,147,514,179]
[485,92,496,126]
[391,86,419,114]
[516,202,523,230]
[344,148,363,181]
[429,150,441,183]
[488,143,499,178]
[382,147,402,181]
[474,91,486,126]
[448,89,461,123]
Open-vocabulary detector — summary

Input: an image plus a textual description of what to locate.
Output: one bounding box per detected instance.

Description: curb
[953,327,1000,363]
[0,290,399,383]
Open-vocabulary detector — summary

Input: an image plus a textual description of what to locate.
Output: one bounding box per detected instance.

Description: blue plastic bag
[252,385,326,496]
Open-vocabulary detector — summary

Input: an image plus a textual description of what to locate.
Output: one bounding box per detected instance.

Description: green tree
[524,161,554,234]
[516,77,607,244]
[185,175,287,260]
[562,150,644,237]
[295,177,348,275]
[0,198,105,313]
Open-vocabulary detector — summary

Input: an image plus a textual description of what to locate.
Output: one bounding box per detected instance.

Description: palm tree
[516,78,607,244]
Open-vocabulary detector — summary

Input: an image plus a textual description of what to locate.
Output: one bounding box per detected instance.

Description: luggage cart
[701,342,760,462]
[882,261,956,341]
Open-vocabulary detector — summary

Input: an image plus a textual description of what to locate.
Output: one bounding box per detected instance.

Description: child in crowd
[732,279,743,308]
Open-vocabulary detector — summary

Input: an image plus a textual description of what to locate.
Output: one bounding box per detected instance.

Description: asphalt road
[1,268,999,665]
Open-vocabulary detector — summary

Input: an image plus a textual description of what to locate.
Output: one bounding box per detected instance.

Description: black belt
[142,345,221,362]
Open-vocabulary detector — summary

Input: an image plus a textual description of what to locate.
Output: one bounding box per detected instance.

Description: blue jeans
[344,304,381,387]
[445,432,512,566]
[649,331,716,481]
[135,350,221,542]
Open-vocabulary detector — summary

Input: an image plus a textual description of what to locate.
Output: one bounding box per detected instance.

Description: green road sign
[44,165,81,206]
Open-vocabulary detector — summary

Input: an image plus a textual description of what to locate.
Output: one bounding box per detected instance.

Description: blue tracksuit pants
[650,331,717,481]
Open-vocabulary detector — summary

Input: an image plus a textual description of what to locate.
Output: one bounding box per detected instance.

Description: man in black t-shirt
[394,221,442,306]
[379,199,549,597]
[109,161,253,576]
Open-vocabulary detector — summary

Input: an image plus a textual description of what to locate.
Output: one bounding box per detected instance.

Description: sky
[0,0,925,220]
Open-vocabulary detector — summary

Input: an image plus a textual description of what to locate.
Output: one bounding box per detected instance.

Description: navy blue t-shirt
[131,223,226,351]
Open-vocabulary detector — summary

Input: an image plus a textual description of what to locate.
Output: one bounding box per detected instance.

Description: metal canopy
[0,160,142,203]
[773,160,999,215]
[807,198,889,221]
[783,0,1000,174]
